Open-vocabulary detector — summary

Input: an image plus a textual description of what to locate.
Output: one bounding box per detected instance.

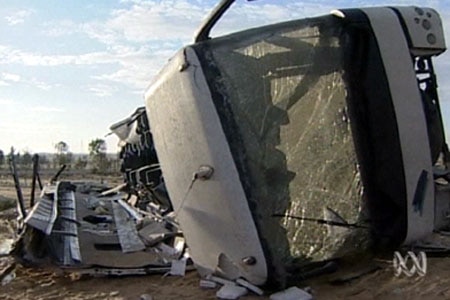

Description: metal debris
[236,278,264,296]
[140,294,153,300]
[269,287,313,300]
[0,262,16,286]
[206,275,237,286]
[216,284,248,300]
[24,195,57,235]
[200,279,218,289]
[168,258,188,277]
[0,239,14,257]
[8,107,189,277]
[12,180,185,274]
[111,199,146,253]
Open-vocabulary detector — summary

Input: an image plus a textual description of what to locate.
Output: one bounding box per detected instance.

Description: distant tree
[88,139,107,155]
[7,147,20,164]
[6,147,14,163]
[21,151,33,168]
[6,147,20,168]
[74,155,88,170]
[55,141,68,153]
[0,149,4,168]
[88,138,109,173]
[38,154,50,169]
[54,141,73,168]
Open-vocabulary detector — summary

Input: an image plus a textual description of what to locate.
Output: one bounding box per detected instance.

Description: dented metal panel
[58,187,81,263]
[14,180,184,272]
[112,199,146,253]
[145,47,268,285]
[24,184,59,235]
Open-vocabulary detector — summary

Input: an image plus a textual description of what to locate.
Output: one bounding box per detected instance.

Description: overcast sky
[1,0,449,154]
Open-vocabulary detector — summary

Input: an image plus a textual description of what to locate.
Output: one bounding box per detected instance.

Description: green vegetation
[0,138,120,177]
[54,141,73,169]
[88,138,111,174]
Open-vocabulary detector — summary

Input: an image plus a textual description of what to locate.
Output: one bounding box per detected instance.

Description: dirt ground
[2,254,450,300]
[2,177,450,300]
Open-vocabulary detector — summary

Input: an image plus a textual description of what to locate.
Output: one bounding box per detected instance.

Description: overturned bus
[143,1,449,287]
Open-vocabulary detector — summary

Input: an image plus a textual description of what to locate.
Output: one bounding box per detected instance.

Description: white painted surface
[362,7,435,243]
[145,47,267,284]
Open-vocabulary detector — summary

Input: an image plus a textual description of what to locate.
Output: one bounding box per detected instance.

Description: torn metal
[13,180,186,275]
[4,95,259,289]
[11,107,186,275]
[109,106,172,212]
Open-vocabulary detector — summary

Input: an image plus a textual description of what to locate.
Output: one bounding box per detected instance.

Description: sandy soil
[2,179,450,300]
[0,265,255,300]
[2,253,450,300]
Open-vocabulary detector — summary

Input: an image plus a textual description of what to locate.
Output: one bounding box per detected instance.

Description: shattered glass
[205,17,368,266]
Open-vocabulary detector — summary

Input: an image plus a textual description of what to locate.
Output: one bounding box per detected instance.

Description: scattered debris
[109,290,120,297]
[200,279,218,289]
[12,180,186,275]
[168,258,188,277]
[201,275,265,298]
[269,287,313,300]
[236,278,264,296]
[1,271,15,286]
[0,262,16,286]
[7,108,190,278]
[0,238,14,257]
[216,284,248,300]
[140,294,153,300]
[206,275,237,286]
